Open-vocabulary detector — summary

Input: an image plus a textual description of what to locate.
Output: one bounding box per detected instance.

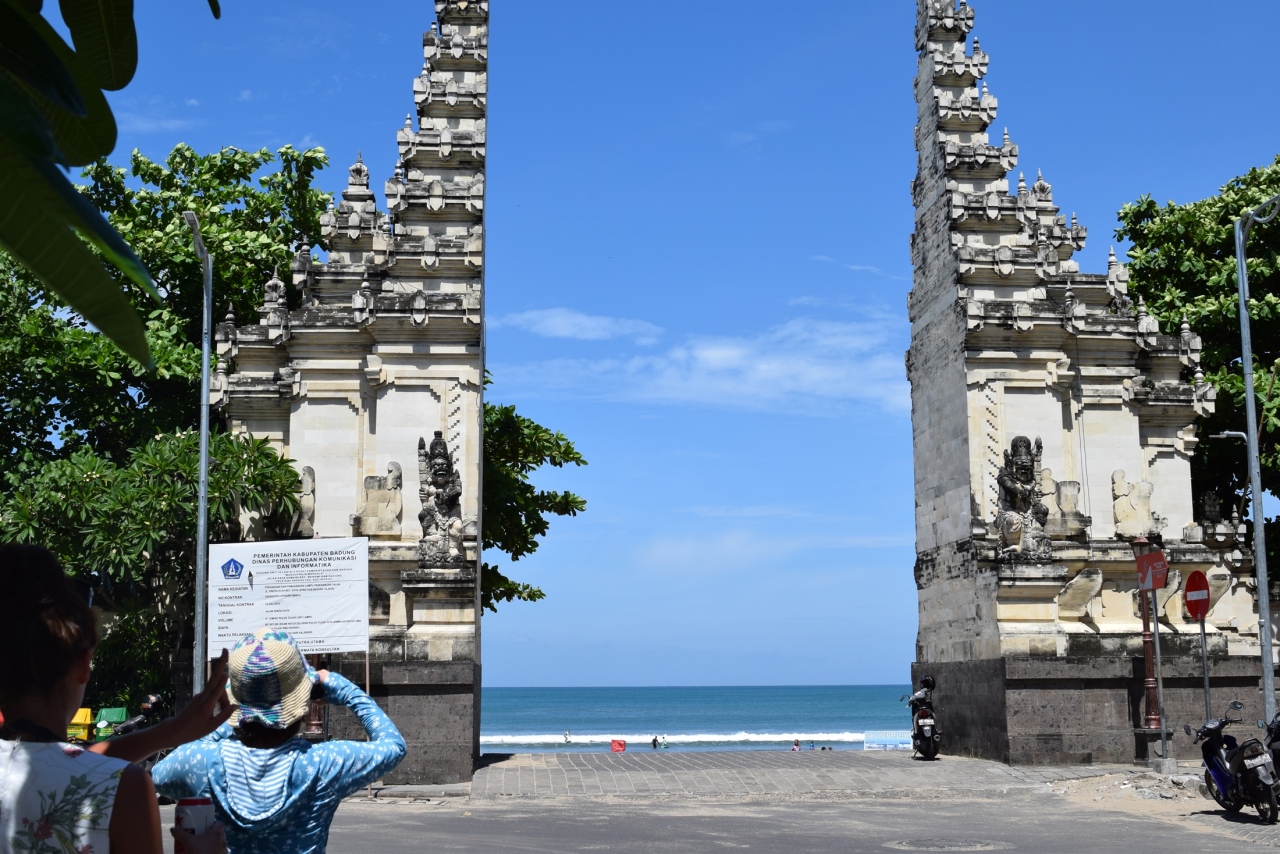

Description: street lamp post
[1131,536,1167,758]
[183,212,213,697]
[1232,196,1280,724]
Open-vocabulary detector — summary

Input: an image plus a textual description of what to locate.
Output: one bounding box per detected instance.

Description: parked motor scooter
[1186,700,1279,824]
[901,675,940,760]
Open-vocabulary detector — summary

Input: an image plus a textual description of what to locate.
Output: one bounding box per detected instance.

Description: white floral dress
[0,739,127,854]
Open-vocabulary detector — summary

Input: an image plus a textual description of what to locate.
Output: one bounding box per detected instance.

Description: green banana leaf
[0,71,59,160]
[0,0,85,114]
[0,135,151,365]
[59,0,137,91]
[9,3,115,165]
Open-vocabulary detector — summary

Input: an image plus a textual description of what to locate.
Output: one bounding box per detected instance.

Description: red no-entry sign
[1185,570,1211,621]
[1136,550,1169,591]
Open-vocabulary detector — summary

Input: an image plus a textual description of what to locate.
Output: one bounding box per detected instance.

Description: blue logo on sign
[221,559,244,580]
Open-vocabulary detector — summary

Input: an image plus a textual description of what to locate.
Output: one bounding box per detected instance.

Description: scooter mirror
[1231,701,1245,710]
[1261,720,1268,729]
[1183,725,1193,736]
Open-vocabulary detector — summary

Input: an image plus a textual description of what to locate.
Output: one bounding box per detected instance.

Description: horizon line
[482,683,912,690]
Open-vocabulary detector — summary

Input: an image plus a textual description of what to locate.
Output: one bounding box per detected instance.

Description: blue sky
[106,1,1280,686]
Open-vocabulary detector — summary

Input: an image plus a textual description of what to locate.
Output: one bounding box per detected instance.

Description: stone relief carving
[418,431,466,567]
[1039,469,1091,540]
[994,435,1052,560]
[1111,470,1165,538]
[1057,568,1103,618]
[296,466,316,538]
[350,462,403,537]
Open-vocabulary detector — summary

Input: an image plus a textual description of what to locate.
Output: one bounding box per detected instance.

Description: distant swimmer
[564,730,571,743]
[651,736,658,750]
[791,739,800,751]
[661,735,669,749]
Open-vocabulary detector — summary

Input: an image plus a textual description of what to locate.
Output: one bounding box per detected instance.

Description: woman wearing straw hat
[152,627,406,854]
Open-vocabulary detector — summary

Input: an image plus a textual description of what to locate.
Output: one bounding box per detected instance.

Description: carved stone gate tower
[909,0,1274,763]
[215,0,488,783]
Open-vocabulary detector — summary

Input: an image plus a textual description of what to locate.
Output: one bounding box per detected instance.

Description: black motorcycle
[1186,700,1279,824]
[901,675,940,760]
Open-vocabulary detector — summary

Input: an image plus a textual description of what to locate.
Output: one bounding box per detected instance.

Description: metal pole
[1151,590,1169,760]
[1140,585,1161,729]
[184,211,213,696]
[1235,210,1278,724]
[1201,616,1212,723]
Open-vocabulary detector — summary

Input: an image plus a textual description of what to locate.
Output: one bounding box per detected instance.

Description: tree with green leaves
[0,142,327,707]
[1116,155,1280,562]
[1,0,222,367]
[482,398,587,611]
[0,141,586,703]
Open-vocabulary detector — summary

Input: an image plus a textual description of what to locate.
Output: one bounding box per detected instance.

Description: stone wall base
[328,659,479,784]
[912,655,1276,765]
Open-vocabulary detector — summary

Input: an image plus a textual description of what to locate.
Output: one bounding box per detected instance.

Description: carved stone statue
[1111,469,1165,539]
[262,268,286,308]
[1039,468,1091,539]
[297,466,315,538]
[350,462,403,538]
[995,435,1052,560]
[418,431,466,567]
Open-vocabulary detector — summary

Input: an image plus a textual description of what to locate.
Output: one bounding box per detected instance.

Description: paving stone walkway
[467,750,1130,799]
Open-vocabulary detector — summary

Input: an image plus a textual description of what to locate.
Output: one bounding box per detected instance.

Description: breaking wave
[480,731,912,745]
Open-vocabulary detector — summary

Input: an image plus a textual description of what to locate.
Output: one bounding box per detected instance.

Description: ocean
[480,685,913,753]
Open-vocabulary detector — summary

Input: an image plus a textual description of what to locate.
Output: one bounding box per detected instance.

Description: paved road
[327,793,1240,853]
[156,752,1279,852]
[463,750,1126,799]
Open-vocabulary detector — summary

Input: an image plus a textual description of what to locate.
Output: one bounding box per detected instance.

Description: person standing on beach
[791,739,801,751]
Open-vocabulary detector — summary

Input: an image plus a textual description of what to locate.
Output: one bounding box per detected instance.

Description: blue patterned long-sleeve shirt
[152,672,406,854]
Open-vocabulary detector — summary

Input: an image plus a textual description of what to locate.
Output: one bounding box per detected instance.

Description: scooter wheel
[1206,771,1243,813]
[919,738,939,760]
[1258,784,1279,825]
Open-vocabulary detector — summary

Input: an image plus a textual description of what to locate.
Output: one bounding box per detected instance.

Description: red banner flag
[610,740,626,753]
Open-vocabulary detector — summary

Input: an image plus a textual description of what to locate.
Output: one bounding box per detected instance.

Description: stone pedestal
[912,656,1275,765]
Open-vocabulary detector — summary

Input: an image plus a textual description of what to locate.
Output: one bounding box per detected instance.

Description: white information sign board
[207,538,369,658]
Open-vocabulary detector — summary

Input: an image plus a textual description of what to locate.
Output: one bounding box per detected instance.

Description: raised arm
[317,670,406,797]
[90,650,237,764]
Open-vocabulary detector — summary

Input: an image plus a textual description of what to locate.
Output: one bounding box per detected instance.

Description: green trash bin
[93,707,128,741]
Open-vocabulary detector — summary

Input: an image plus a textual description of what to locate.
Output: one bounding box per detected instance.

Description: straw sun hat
[226,628,318,729]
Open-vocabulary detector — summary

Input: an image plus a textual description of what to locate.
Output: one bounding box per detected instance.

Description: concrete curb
[369,783,472,799]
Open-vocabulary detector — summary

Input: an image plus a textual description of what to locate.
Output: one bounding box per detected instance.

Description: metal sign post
[1135,542,1170,761]
[1185,570,1213,721]
[183,211,213,696]
[1150,589,1169,762]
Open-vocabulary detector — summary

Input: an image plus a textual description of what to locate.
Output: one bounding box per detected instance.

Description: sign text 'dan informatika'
[207,538,369,657]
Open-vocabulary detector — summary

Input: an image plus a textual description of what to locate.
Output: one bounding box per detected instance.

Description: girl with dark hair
[0,544,236,854]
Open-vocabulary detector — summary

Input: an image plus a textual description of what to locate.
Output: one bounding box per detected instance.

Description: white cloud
[810,254,906,281]
[689,505,809,519]
[492,317,909,415]
[116,113,202,134]
[641,529,911,575]
[184,98,200,107]
[238,89,254,102]
[492,308,662,345]
[726,120,791,147]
